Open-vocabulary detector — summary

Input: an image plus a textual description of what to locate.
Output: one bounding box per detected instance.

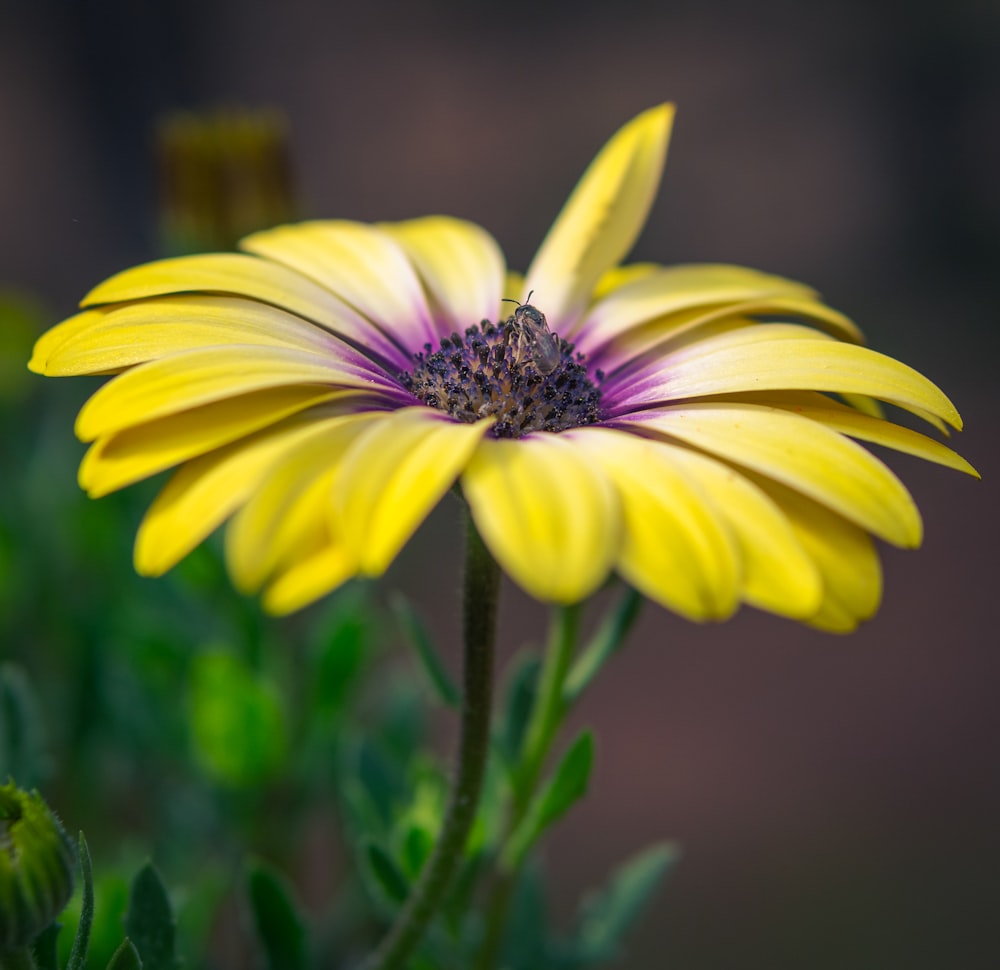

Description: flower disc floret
[399,320,603,438]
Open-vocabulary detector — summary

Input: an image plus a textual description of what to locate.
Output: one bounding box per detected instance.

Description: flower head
[30,105,976,629]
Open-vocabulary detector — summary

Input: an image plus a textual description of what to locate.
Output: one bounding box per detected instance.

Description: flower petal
[334,408,493,575]
[618,402,922,548]
[575,263,858,357]
[586,296,862,372]
[262,542,356,615]
[79,252,408,367]
[37,295,351,376]
[461,434,622,603]
[379,217,505,334]
[29,308,105,374]
[729,391,978,477]
[134,412,375,576]
[524,105,674,332]
[224,414,382,592]
[74,344,404,442]
[568,428,740,620]
[79,387,370,497]
[756,477,883,632]
[240,221,439,351]
[592,262,661,300]
[607,326,962,429]
[649,441,824,619]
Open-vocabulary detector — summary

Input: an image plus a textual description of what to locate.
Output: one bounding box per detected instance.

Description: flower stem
[363,515,500,970]
[514,604,580,813]
[475,604,580,970]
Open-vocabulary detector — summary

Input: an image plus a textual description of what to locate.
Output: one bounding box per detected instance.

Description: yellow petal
[612,328,962,429]
[134,412,373,576]
[568,428,740,621]
[39,296,345,376]
[80,386,358,497]
[591,262,661,300]
[503,271,525,304]
[652,442,824,619]
[262,541,356,615]
[524,105,675,331]
[461,435,622,603]
[739,392,978,477]
[335,408,493,575]
[80,252,406,364]
[241,221,438,350]
[623,402,922,548]
[757,478,883,632]
[224,414,381,592]
[590,296,862,369]
[74,344,396,441]
[379,217,505,332]
[577,263,857,351]
[29,309,105,374]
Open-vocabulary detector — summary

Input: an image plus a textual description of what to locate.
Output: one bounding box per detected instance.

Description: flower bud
[0,782,75,949]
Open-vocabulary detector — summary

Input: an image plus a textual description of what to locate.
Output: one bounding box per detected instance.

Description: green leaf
[246,861,307,970]
[0,663,49,786]
[310,585,376,718]
[105,938,142,970]
[360,840,409,910]
[503,731,595,870]
[32,924,61,970]
[563,587,642,705]
[66,834,94,970]
[391,594,459,709]
[399,823,434,881]
[189,650,287,786]
[572,842,679,965]
[497,652,541,771]
[123,864,177,970]
[499,862,548,970]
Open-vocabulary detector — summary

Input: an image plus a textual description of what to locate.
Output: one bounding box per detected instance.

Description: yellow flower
[30,105,976,629]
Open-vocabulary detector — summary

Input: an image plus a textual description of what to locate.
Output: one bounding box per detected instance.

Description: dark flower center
[399,319,604,438]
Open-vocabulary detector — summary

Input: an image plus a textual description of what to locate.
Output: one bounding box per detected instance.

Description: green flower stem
[475,604,581,970]
[364,515,500,970]
[0,949,38,970]
[514,604,580,814]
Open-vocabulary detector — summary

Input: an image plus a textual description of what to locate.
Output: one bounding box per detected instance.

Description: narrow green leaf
[123,864,177,970]
[573,841,679,964]
[32,924,61,970]
[500,862,548,970]
[310,584,376,717]
[0,663,48,786]
[391,594,459,709]
[246,861,307,970]
[361,841,409,910]
[66,834,94,970]
[563,587,642,705]
[105,938,142,970]
[399,823,434,881]
[497,652,541,770]
[503,731,595,869]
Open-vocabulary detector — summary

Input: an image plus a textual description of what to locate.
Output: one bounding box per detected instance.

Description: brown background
[2,1,997,967]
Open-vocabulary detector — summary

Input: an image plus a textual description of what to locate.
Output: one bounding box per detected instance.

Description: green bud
[0,782,75,950]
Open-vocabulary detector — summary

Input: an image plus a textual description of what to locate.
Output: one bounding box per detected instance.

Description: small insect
[501,291,561,375]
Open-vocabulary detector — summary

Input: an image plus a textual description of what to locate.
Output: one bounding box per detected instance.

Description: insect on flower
[502,291,562,375]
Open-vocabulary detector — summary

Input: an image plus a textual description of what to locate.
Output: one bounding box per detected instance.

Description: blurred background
[1,0,998,967]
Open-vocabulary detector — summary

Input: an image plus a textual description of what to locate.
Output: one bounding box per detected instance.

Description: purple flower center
[399,318,603,438]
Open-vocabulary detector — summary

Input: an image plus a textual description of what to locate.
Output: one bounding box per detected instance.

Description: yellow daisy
[29,105,976,628]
